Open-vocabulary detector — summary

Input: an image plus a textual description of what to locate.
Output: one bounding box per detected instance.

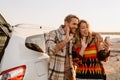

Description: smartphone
[105,36,110,42]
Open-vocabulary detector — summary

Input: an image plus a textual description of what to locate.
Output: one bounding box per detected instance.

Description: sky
[0,0,120,32]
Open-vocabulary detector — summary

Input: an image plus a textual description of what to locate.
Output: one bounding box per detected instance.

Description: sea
[102,35,120,38]
[102,35,120,43]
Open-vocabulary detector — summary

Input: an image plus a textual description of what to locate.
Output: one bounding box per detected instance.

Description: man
[46,14,80,80]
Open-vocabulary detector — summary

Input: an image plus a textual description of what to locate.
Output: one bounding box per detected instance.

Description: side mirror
[25,43,43,52]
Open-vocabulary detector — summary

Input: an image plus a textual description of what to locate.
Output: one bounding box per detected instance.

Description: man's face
[68,18,79,34]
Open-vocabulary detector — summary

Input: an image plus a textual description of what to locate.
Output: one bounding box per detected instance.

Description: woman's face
[79,22,89,37]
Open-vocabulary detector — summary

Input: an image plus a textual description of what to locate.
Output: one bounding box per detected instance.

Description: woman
[72,20,110,80]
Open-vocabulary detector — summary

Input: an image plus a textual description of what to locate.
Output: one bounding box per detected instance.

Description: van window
[25,34,46,53]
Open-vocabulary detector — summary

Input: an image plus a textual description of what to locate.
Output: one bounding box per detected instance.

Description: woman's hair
[74,20,92,46]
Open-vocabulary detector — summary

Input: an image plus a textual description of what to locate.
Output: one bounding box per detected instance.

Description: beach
[103,38,120,80]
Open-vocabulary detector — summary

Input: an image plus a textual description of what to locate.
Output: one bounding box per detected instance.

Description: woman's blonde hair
[74,20,92,46]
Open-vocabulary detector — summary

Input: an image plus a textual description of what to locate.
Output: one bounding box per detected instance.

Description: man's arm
[54,32,73,52]
[46,30,72,55]
[92,31,103,42]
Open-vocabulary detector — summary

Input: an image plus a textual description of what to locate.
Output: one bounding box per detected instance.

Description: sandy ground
[102,41,120,80]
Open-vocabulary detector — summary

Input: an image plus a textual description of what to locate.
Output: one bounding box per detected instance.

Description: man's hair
[64,14,80,23]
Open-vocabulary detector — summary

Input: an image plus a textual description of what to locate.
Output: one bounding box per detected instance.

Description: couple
[46,14,110,80]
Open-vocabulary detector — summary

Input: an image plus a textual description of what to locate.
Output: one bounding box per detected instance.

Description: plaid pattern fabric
[46,25,75,80]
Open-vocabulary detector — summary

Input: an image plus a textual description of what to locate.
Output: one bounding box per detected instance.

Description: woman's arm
[95,36,110,61]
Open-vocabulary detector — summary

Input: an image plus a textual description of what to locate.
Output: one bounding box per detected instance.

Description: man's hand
[65,27,73,43]
[92,32,103,42]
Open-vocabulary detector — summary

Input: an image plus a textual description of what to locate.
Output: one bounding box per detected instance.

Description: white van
[0,14,50,80]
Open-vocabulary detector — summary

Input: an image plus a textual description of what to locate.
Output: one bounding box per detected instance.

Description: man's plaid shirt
[46,25,75,80]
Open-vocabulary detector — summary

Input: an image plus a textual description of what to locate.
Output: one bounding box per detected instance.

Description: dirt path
[103,52,120,80]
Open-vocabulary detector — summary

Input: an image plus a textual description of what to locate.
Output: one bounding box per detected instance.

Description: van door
[0,13,13,61]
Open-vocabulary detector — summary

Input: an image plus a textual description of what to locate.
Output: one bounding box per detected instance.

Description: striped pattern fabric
[72,44,106,80]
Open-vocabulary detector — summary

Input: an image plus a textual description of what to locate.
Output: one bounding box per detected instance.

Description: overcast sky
[0,0,120,32]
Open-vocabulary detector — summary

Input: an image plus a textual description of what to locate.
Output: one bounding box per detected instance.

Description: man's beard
[69,27,76,34]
